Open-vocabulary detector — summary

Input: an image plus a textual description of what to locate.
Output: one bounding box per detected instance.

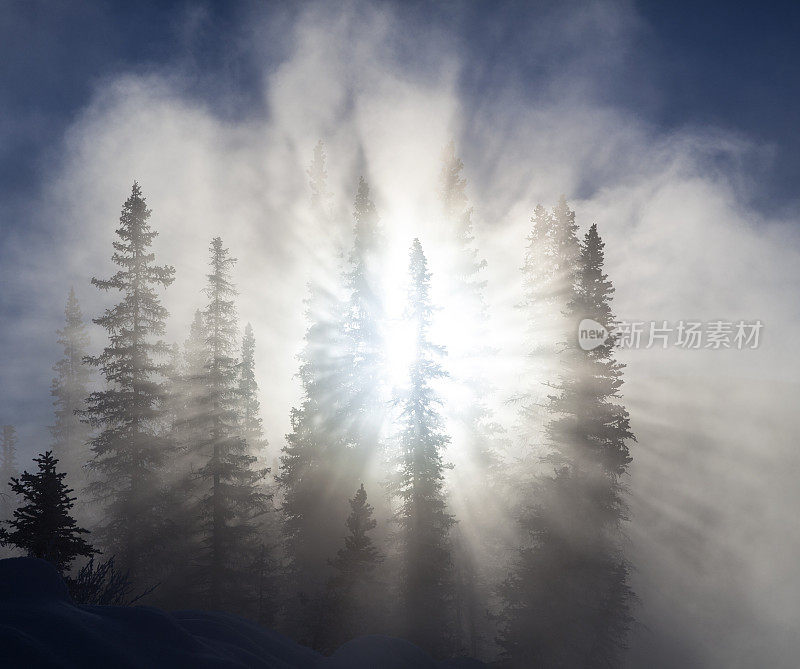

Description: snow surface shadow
[0,557,485,668]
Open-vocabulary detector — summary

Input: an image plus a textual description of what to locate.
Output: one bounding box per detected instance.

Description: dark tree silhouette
[49,287,92,500]
[393,238,456,658]
[0,451,94,574]
[81,182,175,578]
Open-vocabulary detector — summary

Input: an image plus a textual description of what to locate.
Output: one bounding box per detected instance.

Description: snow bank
[0,558,485,668]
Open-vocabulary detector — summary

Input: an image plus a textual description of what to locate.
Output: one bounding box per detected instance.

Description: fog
[1,1,799,666]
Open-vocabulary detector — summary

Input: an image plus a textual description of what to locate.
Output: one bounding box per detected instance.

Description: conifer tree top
[0,451,94,574]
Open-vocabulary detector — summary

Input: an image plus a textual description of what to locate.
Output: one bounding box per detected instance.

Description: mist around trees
[0,141,635,667]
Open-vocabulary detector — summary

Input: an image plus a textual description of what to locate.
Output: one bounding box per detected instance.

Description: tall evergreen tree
[511,197,584,510]
[237,322,280,624]
[438,142,505,657]
[322,483,383,651]
[0,425,19,522]
[49,288,92,497]
[238,323,268,463]
[0,451,95,574]
[82,182,175,577]
[150,312,208,610]
[278,174,386,645]
[342,177,386,462]
[186,237,269,612]
[279,147,347,641]
[394,238,456,657]
[518,197,581,401]
[169,309,208,441]
[501,216,635,667]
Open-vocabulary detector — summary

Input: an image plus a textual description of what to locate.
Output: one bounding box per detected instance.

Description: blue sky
[2,0,799,474]
[2,0,799,226]
[2,4,800,664]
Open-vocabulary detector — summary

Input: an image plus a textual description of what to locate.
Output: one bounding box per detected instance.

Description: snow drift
[0,557,484,668]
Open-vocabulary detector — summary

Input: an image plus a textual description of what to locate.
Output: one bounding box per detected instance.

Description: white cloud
[3,1,799,664]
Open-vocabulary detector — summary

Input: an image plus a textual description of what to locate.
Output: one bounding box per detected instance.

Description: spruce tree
[238,323,268,463]
[338,175,388,554]
[150,313,207,610]
[279,174,386,645]
[82,182,175,577]
[518,197,581,404]
[278,146,351,642]
[150,310,207,608]
[278,278,351,641]
[511,197,583,501]
[49,288,92,497]
[439,142,504,657]
[342,177,386,463]
[501,217,635,667]
[187,237,269,612]
[0,451,94,574]
[0,425,19,522]
[394,238,456,657]
[170,310,208,444]
[237,322,280,623]
[323,483,383,650]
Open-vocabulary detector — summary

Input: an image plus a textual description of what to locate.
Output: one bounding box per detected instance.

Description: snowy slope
[0,558,485,668]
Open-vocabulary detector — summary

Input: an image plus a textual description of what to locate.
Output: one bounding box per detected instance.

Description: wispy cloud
[1,2,798,664]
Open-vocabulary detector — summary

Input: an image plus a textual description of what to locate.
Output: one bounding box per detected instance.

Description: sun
[384,315,418,390]
[381,242,418,391]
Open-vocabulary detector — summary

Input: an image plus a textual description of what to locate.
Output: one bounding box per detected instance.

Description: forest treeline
[0,141,634,668]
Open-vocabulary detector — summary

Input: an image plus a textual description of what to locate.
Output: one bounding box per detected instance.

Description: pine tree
[438,143,504,657]
[278,278,351,641]
[278,148,351,642]
[323,483,383,650]
[511,197,583,501]
[0,426,19,522]
[518,197,581,404]
[238,323,268,463]
[49,288,92,498]
[342,177,386,463]
[82,182,175,577]
[149,313,207,610]
[187,237,269,612]
[278,175,386,645]
[186,310,208,371]
[237,322,280,623]
[394,239,456,657]
[170,310,208,443]
[501,217,635,667]
[0,451,94,574]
